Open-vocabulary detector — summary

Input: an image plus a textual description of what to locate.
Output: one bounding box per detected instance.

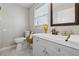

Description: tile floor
[0,41,33,56]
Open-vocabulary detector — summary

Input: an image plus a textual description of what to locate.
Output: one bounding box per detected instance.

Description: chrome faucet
[65,34,71,42]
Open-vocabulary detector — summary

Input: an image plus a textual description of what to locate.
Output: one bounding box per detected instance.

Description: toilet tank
[25,31,30,38]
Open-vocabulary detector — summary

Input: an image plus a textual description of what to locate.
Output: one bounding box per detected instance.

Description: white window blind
[34,4,49,26]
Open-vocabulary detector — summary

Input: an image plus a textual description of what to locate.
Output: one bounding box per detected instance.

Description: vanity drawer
[36,37,58,48]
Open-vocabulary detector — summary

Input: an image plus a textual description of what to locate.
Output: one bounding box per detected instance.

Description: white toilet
[14,31,30,50]
[14,37,26,50]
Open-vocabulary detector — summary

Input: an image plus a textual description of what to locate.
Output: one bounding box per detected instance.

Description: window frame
[34,3,49,27]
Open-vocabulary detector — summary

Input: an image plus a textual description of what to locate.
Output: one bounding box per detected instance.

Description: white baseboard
[0,45,16,52]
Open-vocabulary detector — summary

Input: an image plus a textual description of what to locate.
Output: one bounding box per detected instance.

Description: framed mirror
[50,3,79,26]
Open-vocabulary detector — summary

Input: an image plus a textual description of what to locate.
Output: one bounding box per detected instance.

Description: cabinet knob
[43,48,46,52]
[58,48,61,52]
[37,39,39,42]
[43,48,48,56]
[45,51,48,55]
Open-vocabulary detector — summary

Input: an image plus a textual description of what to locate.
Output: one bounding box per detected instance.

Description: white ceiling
[19,3,34,8]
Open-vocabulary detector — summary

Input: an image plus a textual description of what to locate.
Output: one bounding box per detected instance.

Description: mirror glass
[52,3,75,25]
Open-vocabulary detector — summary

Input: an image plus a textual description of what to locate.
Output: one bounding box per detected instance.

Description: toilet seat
[14,37,26,51]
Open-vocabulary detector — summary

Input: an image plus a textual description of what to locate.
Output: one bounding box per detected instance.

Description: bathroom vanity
[33,33,79,56]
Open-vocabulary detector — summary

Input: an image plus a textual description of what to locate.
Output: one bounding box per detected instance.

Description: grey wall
[0,4,29,48]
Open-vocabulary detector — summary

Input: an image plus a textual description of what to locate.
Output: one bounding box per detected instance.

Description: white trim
[34,4,49,26]
[34,4,45,10]
[0,45,16,52]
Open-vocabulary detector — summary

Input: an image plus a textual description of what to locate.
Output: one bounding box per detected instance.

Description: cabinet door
[37,44,46,56]
[44,47,61,56]
[33,37,39,56]
[33,37,46,56]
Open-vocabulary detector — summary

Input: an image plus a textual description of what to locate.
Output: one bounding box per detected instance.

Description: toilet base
[16,41,28,51]
[16,43,23,51]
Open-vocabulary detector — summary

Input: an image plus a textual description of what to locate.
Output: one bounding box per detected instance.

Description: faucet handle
[51,28,59,35]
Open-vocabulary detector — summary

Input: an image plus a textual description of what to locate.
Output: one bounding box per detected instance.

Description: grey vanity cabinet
[33,36,79,56]
[33,37,61,56]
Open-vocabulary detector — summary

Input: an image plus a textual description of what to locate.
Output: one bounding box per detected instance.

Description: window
[34,4,49,26]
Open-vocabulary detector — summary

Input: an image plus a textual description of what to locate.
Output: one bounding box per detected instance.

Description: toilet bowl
[14,31,30,51]
[14,37,26,50]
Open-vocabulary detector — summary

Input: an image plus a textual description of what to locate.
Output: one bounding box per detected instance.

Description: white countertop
[33,33,79,50]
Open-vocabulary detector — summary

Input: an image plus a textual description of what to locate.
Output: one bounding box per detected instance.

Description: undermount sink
[46,34,68,40]
[36,33,68,41]
[47,34,79,45]
[46,34,79,43]
[49,34,79,44]
[68,35,79,43]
